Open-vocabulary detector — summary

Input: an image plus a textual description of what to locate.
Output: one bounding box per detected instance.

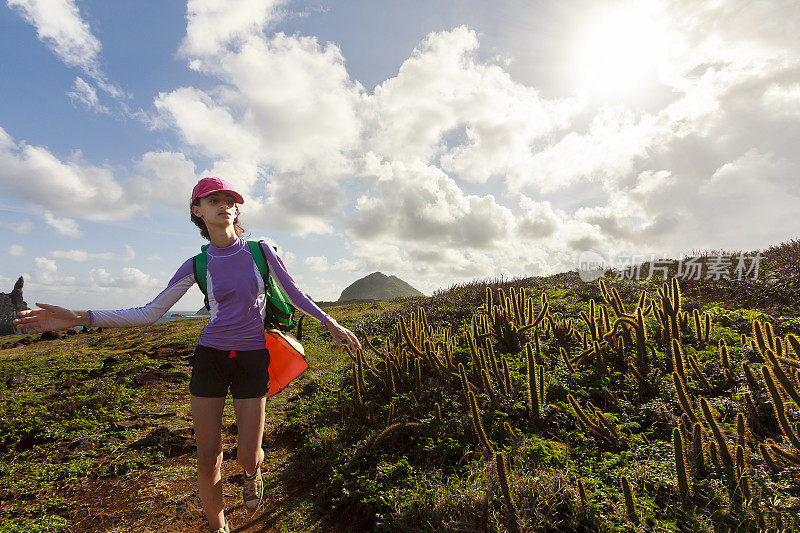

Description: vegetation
[3,240,800,531]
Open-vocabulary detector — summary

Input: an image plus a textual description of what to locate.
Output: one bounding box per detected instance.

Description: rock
[102,356,120,370]
[12,336,33,347]
[0,277,28,336]
[65,329,77,336]
[88,369,103,379]
[128,427,195,458]
[67,437,94,452]
[55,377,82,390]
[5,372,24,388]
[159,362,175,370]
[16,428,56,451]
[40,330,66,340]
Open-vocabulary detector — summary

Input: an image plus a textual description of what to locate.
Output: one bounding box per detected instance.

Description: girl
[13,177,361,533]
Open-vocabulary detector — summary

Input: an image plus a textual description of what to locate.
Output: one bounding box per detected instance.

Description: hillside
[338,271,424,301]
[3,240,800,531]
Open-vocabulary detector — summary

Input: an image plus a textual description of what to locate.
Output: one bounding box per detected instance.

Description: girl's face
[191,192,239,227]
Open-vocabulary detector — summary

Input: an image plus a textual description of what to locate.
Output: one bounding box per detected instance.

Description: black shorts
[189,344,270,399]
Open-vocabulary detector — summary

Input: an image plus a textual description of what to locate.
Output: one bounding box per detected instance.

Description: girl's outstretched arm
[16,258,196,332]
[86,258,195,328]
[260,242,362,350]
[13,303,91,334]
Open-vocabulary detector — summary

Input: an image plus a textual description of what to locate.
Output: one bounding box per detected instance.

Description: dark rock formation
[338,271,425,302]
[0,277,28,335]
[129,427,195,458]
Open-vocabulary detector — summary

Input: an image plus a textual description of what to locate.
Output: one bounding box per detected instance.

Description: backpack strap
[247,240,294,327]
[247,240,270,280]
[192,244,211,310]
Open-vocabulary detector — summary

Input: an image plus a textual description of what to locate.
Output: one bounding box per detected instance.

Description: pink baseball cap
[191,177,244,204]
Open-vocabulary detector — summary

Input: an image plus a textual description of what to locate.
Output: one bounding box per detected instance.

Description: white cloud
[43,211,82,237]
[0,128,139,220]
[9,221,34,234]
[88,267,160,289]
[180,0,285,61]
[145,255,161,261]
[50,244,135,262]
[8,244,25,256]
[7,0,125,100]
[28,256,76,285]
[67,76,109,114]
[366,26,583,174]
[304,255,359,273]
[347,159,514,250]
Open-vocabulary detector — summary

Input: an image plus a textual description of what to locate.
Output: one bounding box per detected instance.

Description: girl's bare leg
[191,395,227,530]
[233,396,266,475]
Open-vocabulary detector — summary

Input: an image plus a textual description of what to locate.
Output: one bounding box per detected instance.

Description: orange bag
[264,329,309,398]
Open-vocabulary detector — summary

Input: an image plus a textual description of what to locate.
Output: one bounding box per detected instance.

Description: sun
[574,6,665,98]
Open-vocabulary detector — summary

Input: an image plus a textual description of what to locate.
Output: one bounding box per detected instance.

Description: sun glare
[574,6,664,98]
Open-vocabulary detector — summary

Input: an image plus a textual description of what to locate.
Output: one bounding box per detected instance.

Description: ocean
[154,311,209,324]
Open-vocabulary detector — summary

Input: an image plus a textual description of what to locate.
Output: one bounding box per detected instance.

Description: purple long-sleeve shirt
[88,238,331,350]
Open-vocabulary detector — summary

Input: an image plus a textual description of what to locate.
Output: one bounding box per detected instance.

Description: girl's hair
[190,198,247,240]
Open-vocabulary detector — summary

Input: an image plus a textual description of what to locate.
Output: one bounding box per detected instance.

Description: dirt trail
[67,382,312,532]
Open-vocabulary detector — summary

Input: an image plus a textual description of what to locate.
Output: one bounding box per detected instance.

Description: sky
[0,0,798,312]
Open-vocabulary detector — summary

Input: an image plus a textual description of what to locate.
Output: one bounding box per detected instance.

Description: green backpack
[192,240,295,331]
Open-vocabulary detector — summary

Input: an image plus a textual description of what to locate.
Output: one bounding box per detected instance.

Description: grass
[2,272,800,531]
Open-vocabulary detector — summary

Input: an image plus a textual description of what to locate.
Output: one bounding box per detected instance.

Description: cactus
[568,394,620,446]
[561,347,576,373]
[759,443,779,471]
[603,387,622,410]
[700,397,733,467]
[736,412,746,448]
[764,349,800,409]
[693,422,705,473]
[414,357,422,393]
[673,427,691,504]
[356,350,367,393]
[673,372,700,424]
[761,366,800,449]
[483,288,548,353]
[468,391,494,454]
[538,367,545,412]
[503,420,517,442]
[687,353,712,392]
[620,475,640,525]
[481,368,501,411]
[736,444,751,501]
[458,363,471,405]
[672,339,687,380]
[710,441,719,467]
[577,478,589,517]
[743,363,760,393]
[371,422,423,451]
[768,441,800,465]
[496,452,522,533]
[502,356,513,397]
[352,362,367,420]
[527,344,541,424]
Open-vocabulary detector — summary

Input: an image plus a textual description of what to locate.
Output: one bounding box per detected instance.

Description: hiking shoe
[243,466,264,511]
[210,523,229,533]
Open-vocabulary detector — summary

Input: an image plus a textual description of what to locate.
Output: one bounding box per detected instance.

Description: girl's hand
[326,318,362,351]
[13,303,88,334]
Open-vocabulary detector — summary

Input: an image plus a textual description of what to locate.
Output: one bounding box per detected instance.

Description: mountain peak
[338,272,424,302]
